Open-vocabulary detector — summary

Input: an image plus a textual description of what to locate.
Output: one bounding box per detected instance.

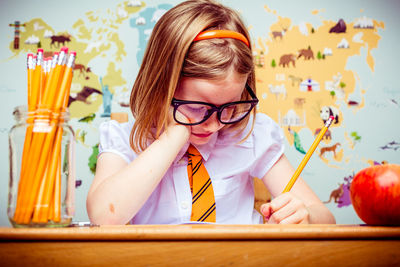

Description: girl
[86,0,335,225]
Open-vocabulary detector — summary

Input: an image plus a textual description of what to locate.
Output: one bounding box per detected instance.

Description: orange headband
[193,30,250,47]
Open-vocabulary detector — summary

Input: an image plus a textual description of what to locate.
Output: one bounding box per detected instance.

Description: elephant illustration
[298,48,314,60]
[279,54,296,67]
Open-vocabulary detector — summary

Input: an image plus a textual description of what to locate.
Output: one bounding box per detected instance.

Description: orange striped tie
[187,145,216,222]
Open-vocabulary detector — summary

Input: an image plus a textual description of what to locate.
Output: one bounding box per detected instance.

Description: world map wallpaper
[1,0,399,225]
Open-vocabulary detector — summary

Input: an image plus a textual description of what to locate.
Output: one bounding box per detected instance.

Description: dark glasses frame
[171,84,259,126]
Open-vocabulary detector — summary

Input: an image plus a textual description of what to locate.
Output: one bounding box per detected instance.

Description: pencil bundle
[12,47,76,225]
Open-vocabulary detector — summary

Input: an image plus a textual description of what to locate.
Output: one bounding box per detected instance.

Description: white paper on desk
[180,221,214,225]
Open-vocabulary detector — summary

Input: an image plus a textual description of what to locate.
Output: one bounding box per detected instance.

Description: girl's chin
[189,134,212,145]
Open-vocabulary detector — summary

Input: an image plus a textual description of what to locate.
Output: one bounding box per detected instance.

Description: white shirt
[99,113,284,224]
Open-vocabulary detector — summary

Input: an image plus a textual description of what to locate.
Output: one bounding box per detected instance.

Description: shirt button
[181,201,190,210]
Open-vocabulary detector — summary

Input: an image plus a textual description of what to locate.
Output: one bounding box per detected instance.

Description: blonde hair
[130,0,256,152]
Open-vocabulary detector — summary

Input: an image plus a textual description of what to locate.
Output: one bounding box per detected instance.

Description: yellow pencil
[282,115,335,193]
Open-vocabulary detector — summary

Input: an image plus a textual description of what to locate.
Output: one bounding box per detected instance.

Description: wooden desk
[1,224,399,266]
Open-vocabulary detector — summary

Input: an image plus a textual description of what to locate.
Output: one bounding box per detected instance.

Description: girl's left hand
[260,192,310,224]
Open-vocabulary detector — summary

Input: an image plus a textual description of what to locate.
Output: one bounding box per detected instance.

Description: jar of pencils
[8,47,77,227]
[8,105,75,227]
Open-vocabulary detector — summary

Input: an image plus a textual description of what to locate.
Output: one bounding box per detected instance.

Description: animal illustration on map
[389,141,400,146]
[314,128,331,140]
[68,86,102,106]
[279,54,296,67]
[271,27,287,39]
[333,174,354,208]
[293,97,305,108]
[50,34,71,48]
[78,113,96,123]
[320,106,339,124]
[268,84,286,100]
[323,184,344,204]
[367,160,388,166]
[380,141,400,151]
[73,63,92,77]
[288,75,303,87]
[298,47,314,60]
[320,142,341,158]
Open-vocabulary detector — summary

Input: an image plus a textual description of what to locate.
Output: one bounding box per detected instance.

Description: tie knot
[187,144,201,157]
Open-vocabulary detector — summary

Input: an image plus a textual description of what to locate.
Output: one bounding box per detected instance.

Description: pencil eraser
[27,53,34,57]
[37,48,44,53]
[61,46,69,52]
[329,115,334,120]
[54,51,60,55]
[70,51,77,56]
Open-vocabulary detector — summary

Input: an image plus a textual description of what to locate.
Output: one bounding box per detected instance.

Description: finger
[260,203,272,218]
[264,194,291,224]
[266,214,278,224]
[279,209,310,224]
[167,106,176,125]
[174,108,192,125]
[270,192,292,212]
[168,107,191,135]
[268,201,297,224]
[268,193,307,224]
[175,110,188,124]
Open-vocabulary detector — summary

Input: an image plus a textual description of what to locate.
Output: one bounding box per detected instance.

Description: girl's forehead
[179,69,248,87]
[176,73,248,104]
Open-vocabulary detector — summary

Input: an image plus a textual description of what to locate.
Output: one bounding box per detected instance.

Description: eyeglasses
[171,84,259,126]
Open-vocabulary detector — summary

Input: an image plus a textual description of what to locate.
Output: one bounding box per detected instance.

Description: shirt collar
[192,131,218,161]
[175,131,218,163]
[174,116,255,164]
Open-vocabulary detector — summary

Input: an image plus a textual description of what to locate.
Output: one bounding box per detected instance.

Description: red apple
[350,164,400,225]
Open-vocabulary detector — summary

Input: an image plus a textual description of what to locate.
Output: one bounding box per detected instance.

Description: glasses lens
[175,103,210,124]
[220,103,253,123]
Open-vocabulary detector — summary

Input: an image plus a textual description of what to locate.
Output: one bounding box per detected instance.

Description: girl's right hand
[168,106,190,126]
[88,107,192,225]
[167,106,191,136]
[260,192,310,224]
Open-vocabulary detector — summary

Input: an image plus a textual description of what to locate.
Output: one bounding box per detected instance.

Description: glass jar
[8,106,75,227]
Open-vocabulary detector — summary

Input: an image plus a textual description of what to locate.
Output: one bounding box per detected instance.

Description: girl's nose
[203,113,223,132]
